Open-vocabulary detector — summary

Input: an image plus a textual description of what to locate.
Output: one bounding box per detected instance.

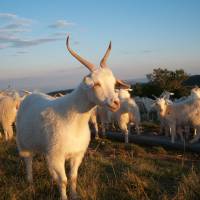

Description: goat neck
[55,85,95,116]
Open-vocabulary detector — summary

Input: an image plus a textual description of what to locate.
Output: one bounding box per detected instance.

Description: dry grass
[0,138,200,200]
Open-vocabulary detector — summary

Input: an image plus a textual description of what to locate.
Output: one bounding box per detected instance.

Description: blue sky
[0,0,200,92]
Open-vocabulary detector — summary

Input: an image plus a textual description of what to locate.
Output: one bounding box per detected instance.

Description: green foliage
[132,68,190,98]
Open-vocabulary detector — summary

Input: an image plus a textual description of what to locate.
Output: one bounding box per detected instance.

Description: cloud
[0,14,75,50]
[0,13,17,20]
[0,13,33,49]
[48,20,75,29]
[0,27,30,34]
[0,13,63,49]
[0,13,32,36]
[0,34,18,43]
[0,32,62,49]
[11,37,62,48]
[0,12,32,25]
[3,23,22,29]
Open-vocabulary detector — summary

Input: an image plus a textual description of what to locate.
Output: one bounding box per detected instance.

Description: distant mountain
[125,78,148,85]
[183,75,200,86]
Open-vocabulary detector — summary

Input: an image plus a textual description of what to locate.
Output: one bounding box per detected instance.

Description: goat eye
[94,82,101,87]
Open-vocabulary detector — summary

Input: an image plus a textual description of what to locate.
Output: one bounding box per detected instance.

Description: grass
[0,138,200,200]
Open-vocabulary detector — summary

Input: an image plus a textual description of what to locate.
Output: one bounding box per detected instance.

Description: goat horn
[116,79,131,89]
[100,41,111,68]
[66,36,96,72]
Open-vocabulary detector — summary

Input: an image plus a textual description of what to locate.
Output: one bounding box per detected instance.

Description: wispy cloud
[0,27,30,34]
[0,13,32,35]
[0,12,32,24]
[48,20,75,29]
[0,34,62,48]
[3,23,28,29]
[11,37,62,48]
[0,13,33,49]
[0,13,17,20]
[0,14,76,50]
[0,34,18,43]
[0,13,66,49]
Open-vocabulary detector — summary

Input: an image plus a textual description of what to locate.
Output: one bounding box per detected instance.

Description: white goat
[154,91,174,136]
[155,88,200,143]
[0,91,20,140]
[190,86,200,99]
[172,87,200,141]
[16,36,129,200]
[98,89,140,143]
[112,89,140,143]
[188,86,200,142]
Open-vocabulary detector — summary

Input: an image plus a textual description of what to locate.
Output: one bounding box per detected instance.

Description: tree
[146,68,189,97]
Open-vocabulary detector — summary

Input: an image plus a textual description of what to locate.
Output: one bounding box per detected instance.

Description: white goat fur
[16,37,126,200]
[156,91,173,136]
[99,89,140,143]
[0,92,20,140]
[114,89,140,143]
[155,88,200,143]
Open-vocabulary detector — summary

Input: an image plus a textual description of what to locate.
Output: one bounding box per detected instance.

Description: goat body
[16,36,129,200]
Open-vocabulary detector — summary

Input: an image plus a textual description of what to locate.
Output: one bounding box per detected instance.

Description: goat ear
[83,76,95,89]
[115,79,130,89]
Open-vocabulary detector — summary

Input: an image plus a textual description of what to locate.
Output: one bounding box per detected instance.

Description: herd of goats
[0,36,200,200]
[89,86,200,144]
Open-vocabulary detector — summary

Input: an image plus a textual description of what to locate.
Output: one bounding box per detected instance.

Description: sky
[0,0,200,92]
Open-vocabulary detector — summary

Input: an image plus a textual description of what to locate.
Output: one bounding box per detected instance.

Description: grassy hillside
[0,138,200,200]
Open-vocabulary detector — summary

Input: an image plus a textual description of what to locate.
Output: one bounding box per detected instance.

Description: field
[0,134,200,200]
